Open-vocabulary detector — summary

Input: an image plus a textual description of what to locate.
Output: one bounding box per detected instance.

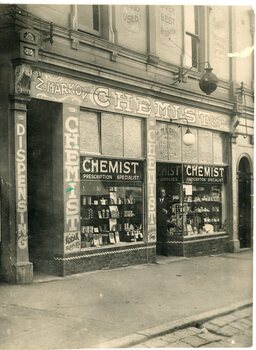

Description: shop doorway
[27,99,61,271]
[238,157,252,248]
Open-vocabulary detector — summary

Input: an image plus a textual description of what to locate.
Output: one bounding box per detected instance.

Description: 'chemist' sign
[183,164,227,183]
[80,157,143,181]
[157,163,227,183]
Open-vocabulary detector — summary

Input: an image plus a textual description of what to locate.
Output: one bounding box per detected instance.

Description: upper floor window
[184,5,199,68]
[77,5,100,35]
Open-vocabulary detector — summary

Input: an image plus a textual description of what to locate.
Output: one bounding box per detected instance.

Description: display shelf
[183,184,223,235]
[80,189,143,247]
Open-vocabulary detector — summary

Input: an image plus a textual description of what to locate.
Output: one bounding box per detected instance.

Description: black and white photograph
[0,1,254,349]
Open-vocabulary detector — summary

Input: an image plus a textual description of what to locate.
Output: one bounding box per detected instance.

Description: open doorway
[238,156,252,249]
[27,99,62,273]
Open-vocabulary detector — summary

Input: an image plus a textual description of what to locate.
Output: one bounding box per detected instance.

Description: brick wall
[162,235,229,257]
[183,236,229,257]
[34,243,156,277]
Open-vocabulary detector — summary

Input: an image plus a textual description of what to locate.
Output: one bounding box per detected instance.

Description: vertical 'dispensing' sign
[63,104,81,253]
[15,113,28,254]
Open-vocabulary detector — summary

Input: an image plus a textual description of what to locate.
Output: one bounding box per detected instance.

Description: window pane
[156,122,168,160]
[213,133,226,164]
[92,5,99,31]
[124,117,143,158]
[80,111,100,154]
[168,124,181,161]
[184,6,198,68]
[198,130,213,163]
[77,5,99,32]
[80,179,144,247]
[102,114,123,156]
[182,127,198,163]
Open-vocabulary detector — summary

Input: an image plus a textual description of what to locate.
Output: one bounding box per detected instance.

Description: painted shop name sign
[31,72,230,132]
[80,157,143,181]
[157,163,227,183]
[183,165,227,183]
[15,116,28,250]
[63,105,81,253]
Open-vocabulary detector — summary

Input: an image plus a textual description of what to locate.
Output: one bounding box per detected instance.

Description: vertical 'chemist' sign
[15,114,28,251]
[63,105,81,253]
[147,118,156,241]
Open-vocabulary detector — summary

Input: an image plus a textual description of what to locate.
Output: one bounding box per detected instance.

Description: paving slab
[166,340,191,347]
[182,334,210,347]
[197,331,222,342]
[217,325,240,337]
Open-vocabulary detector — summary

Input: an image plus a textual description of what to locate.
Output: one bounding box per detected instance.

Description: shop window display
[157,163,227,238]
[169,183,225,236]
[80,181,143,247]
[80,157,144,248]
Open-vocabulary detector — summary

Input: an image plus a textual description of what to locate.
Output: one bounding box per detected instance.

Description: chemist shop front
[26,71,159,277]
[26,71,232,276]
[155,119,229,257]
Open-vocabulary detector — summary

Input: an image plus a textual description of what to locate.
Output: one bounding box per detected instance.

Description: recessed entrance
[27,99,62,274]
[238,157,252,248]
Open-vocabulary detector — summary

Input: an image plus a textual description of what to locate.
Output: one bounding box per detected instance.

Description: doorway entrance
[238,157,252,248]
[27,99,61,272]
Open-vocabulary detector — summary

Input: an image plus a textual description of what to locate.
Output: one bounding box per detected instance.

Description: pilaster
[9,63,33,283]
[145,116,156,246]
[63,104,81,254]
[147,6,159,65]
[228,132,240,253]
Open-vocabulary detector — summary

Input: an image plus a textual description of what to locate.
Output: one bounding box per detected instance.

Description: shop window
[156,123,168,160]
[156,121,227,165]
[156,123,182,161]
[80,111,144,158]
[77,5,100,34]
[168,125,182,161]
[80,157,144,248]
[80,111,101,154]
[184,5,199,68]
[102,114,123,156]
[198,130,213,163]
[124,117,143,158]
[182,127,198,163]
[181,182,226,236]
[157,163,227,238]
[213,133,227,164]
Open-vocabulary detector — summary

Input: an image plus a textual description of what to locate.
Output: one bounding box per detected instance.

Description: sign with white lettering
[15,114,28,251]
[157,163,227,183]
[157,163,182,182]
[147,118,157,241]
[63,105,81,253]
[183,164,227,183]
[31,72,231,132]
[80,157,144,181]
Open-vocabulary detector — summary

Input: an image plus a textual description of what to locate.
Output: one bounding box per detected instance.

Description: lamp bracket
[173,68,188,84]
[170,116,190,126]
[171,61,211,86]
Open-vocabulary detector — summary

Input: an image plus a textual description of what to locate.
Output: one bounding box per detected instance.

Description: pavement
[132,305,253,348]
[0,249,253,349]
